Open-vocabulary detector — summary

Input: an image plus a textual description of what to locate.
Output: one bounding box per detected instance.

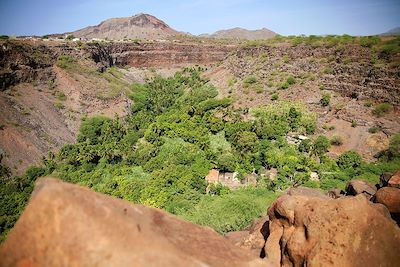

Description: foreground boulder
[374,187,400,225]
[345,179,377,199]
[388,170,400,188]
[0,178,267,267]
[265,194,400,267]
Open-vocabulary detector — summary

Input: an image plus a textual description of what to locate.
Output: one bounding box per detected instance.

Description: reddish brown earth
[0,178,268,267]
[228,186,400,267]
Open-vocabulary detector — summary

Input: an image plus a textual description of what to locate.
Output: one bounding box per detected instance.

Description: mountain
[72,13,181,40]
[381,27,400,36]
[201,27,277,40]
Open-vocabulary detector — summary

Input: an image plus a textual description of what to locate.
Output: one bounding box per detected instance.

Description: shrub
[255,84,264,94]
[286,75,296,85]
[55,91,66,101]
[227,77,237,87]
[280,82,289,89]
[66,34,75,40]
[351,120,358,127]
[330,135,343,146]
[364,100,374,107]
[243,76,257,88]
[56,55,75,69]
[373,103,394,117]
[271,93,279,101]
[322,66,333,74]
[359,36,380,48]
[337,151,362,169]
[368,126,380,134]
[298,139,312,153]
[313,135,330,156]
[320,94,331,106]
[0,35,9,40]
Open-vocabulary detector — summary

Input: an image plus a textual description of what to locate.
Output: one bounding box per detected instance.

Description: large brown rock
[388,170,400,189]
[375,187,400,213]
[266,194,400,267]
[0,178,267,267]
[345,179,377,199]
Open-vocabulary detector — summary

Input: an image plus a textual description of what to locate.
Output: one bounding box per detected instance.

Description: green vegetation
[279,82,289,89]
[1,67,400,242]
[313,135,330,157]
[337,151,362,169]
[359,36,380,48]
[330,135,343,146]
[271,93,279,101]
[66,34,75,40]
[322,66,333,74]
[351,120,358,127]
[286,75,296,85]
[368,126,380,134]
[55,91,66,101]
[243,76,258,88]
[373,103,394,117]
[320,93,331,106]
[0,35,9,40]
[56,55,76,69]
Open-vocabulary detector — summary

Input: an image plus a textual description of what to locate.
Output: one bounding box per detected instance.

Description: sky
[0,0,399,36]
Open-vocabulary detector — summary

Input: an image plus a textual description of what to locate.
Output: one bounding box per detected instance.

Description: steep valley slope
[0,39,235,174]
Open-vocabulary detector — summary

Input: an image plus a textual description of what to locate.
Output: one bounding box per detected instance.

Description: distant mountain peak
[206,27,277,40]
[381,27,400,36]
[72,13,180,40]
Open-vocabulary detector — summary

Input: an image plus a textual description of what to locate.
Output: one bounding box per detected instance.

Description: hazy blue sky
[0,0,399,36]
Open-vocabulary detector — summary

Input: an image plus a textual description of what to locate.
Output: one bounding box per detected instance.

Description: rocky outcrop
[265,193,400,267]
[0,178,268,267]
[345,179,377,200]
[0,40,55,90]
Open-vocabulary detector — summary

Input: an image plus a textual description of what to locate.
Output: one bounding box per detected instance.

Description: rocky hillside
[205,36,400,160]
[201,27,277,40]
[1,177,399,266]
[72,13,181,40]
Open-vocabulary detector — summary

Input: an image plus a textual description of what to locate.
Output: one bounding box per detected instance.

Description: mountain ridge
[72,13,181,40]
[200,27,277,40]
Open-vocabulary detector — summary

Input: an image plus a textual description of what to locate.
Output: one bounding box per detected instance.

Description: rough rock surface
[375,187,400,213]
[0,178,267,267]
[345,179,377,199]
[388,170,400,188]
[265,194,400,267]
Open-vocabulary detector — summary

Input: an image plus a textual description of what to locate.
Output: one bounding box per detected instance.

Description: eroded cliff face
[0,39,235,90]
[106,42,235,67]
